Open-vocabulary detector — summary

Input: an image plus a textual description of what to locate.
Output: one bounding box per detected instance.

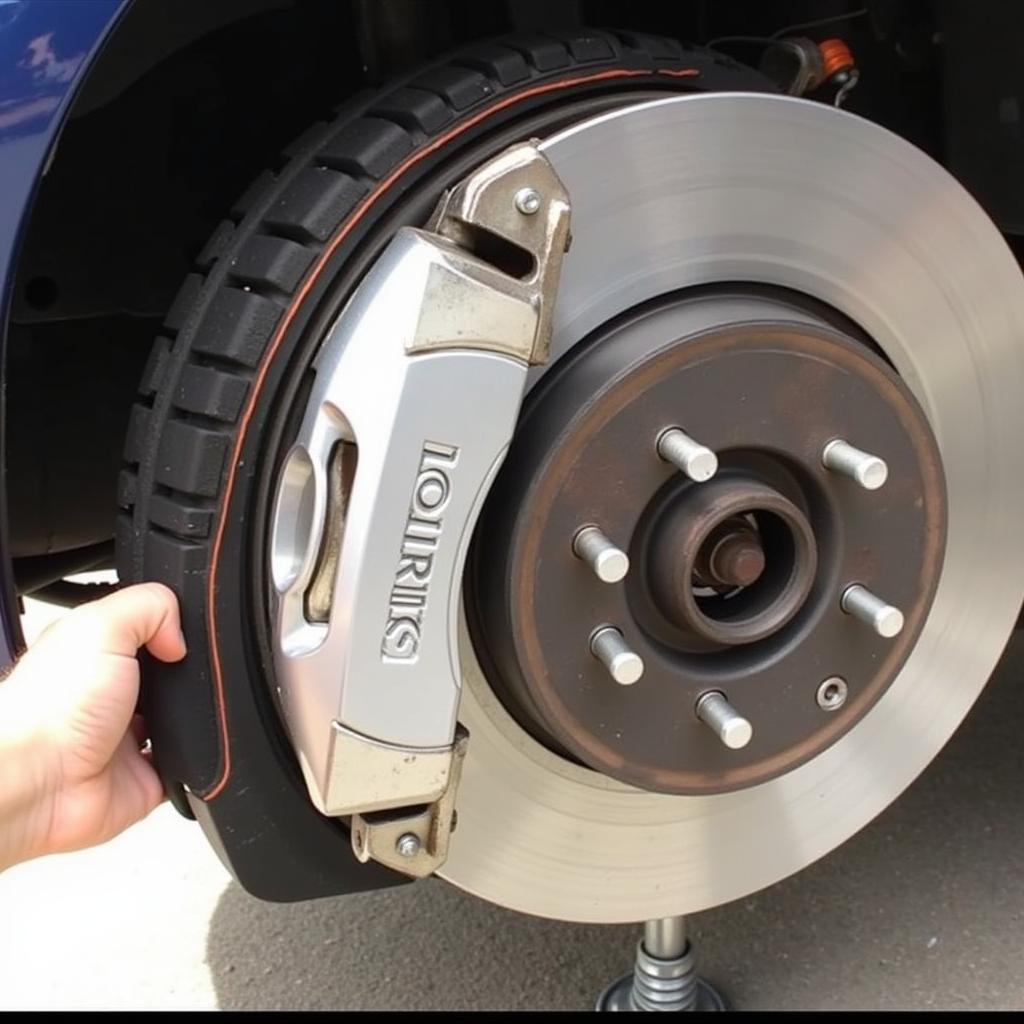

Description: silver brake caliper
[269,143,571,876]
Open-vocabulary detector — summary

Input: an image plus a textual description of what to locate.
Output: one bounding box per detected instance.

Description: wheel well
[5,0,1015,589]
[5,0,548,584]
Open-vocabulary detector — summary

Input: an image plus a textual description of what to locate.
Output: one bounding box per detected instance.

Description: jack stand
[596,916,726,1011]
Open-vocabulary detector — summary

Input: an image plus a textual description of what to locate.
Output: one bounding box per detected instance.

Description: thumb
[60,582,187,663]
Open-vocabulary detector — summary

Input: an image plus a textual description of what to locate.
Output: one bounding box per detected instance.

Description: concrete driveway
[3,599,1023,1010]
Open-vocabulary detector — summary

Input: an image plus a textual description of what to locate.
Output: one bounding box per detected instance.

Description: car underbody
[4,0,1024,1009]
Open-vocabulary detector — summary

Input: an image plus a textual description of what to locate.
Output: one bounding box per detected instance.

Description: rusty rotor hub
[467,290,946,795]
[646,476,818,648]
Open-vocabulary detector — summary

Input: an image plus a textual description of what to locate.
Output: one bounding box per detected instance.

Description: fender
[0,0,125,663]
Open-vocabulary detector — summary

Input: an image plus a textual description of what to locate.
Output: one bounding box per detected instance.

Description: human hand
[0,583,186,871]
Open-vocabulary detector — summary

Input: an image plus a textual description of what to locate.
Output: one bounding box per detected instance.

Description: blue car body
[0,0,124,663]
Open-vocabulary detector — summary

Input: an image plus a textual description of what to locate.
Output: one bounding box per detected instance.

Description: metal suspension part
[597,917,726,1012]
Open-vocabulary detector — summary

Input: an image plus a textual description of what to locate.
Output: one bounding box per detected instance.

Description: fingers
[113,729,165,814]
[130,713,150,749]
[67,582,187,664]
[45,735,166,857]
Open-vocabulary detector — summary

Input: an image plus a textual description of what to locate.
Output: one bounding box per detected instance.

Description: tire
[116,29,769,899]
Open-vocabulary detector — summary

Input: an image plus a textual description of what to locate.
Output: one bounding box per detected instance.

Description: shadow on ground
[206,636,1024,1010]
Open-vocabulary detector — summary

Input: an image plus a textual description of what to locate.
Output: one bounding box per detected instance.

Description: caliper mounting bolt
[395,833,421,859]
[514,186,542,215]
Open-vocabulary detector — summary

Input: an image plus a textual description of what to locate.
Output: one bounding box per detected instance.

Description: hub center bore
[467,291,946,795]
[647,476,818,649]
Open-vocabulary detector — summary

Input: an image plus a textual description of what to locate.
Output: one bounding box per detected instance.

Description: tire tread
[114,28,751,798]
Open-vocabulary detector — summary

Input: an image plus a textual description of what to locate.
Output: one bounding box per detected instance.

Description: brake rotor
[437,94,1024,921]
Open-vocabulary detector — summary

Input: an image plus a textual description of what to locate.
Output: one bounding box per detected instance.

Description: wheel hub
[469,293,946,793]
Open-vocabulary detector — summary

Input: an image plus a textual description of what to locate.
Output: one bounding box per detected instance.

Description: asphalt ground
[2,598,1022,1010]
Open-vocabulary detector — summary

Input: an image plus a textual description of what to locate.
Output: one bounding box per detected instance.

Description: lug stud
[657,428,718,482]
[841,584,904,638]
[573,526,630,583]
[822,438,888,490]
[695,691,753,749]
[591,627,644,685]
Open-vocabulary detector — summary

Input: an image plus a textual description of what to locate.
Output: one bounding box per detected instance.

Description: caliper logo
[381,441,459,663]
